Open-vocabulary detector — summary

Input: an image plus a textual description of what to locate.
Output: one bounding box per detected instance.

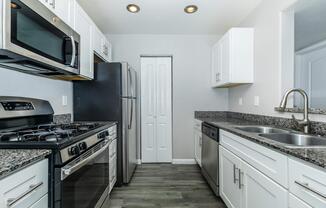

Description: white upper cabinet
[39,0,75,27]
[211,28,254,88]
[38,0,113,79]
[93,26,112,62]
[74,3,94,79]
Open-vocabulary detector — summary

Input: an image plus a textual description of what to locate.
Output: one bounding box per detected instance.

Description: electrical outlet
[62,95,68,106]
[239,97,243,106]
[254,96,260,106]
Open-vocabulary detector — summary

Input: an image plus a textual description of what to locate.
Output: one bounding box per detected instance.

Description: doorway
[140,56,172,163]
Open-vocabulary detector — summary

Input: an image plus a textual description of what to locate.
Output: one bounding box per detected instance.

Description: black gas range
[0,96,117,208]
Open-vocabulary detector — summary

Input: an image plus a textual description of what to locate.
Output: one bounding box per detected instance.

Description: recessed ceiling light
[184,5,198,14]
[127,4,140,13]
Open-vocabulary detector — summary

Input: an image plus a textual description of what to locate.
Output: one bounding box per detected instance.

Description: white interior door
[141,57,172,163]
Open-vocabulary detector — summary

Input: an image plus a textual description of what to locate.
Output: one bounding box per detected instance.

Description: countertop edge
[196,117,326,170]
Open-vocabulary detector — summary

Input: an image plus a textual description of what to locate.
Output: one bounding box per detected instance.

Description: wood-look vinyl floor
[108,164,227,208]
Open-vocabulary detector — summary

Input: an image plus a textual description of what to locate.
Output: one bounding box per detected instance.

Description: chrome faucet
[279,88,310,134]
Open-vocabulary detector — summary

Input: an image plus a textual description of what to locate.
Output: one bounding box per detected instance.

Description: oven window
[10,0,75,66]
[62,147,110,208]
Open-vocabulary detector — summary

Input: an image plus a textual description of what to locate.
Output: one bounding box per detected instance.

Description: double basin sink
[234,126,326,148]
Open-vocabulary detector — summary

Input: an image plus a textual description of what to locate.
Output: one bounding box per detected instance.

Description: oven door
[60,140,110,208]
[2,0,80,74]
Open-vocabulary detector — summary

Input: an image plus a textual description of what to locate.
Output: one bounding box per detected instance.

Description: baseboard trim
[172,159,197,164]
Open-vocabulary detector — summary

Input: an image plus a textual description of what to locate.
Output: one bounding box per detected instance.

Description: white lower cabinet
[220,147,242,208]
[241,160,287,208]
[194,119,202,167]
[220,130,326,208]
[289,158,326,207]
[29,194,48,208]
[109,138,117,193]
[289,194,312,208]
[0,159,48,208]
[220,146,287,208]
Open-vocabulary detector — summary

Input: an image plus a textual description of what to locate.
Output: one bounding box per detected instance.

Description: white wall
[0,67,73,114]
[108,34,229,160]
[228,0,326,122]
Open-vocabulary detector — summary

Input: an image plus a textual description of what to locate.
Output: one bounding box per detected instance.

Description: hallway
[109,164,227,208]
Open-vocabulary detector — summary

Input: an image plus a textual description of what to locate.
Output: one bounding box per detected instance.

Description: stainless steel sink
[235,126,290,134]
[259,133,326,147]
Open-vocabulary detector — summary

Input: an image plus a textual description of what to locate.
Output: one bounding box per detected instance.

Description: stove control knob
[79,142,87,151]
[68,145,80,156]
[97,131,109,139]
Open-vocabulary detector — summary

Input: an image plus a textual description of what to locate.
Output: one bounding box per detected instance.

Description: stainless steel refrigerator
[73,62,137,185]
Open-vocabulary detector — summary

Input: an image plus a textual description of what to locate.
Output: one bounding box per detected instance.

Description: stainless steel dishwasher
[201,122,219,196]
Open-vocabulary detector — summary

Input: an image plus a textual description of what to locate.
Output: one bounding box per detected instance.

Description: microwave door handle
[69,36,76,67]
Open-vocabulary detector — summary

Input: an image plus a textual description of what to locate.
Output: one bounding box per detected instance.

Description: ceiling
[77,0,262,35]
[294,0,326,51]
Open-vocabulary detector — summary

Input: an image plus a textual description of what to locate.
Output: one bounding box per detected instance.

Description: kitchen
[0,0,326,208]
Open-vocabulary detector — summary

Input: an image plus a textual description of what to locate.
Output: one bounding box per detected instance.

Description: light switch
[254,96,260,106]
[62,95,68,106]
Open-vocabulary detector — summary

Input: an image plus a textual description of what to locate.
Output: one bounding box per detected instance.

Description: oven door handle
[61,141,109,180]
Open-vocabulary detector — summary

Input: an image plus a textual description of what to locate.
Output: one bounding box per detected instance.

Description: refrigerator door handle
[128,99,133,129]
[128,67,134,98]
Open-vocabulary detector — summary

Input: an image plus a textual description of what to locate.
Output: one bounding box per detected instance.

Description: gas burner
[0,122,104,143]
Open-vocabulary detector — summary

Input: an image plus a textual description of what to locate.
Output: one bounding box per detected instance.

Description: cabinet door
[220,147,243,208]
[194,129,202,167]
[93,26,103,57]
[38,0,73,27]
[241,161,288,208]
[211,43,220,87]
[52,0,71,26]
[74,3,94,79]
[219,34,230,85]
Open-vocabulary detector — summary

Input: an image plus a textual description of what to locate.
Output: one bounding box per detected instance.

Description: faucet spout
[279,88,310,133]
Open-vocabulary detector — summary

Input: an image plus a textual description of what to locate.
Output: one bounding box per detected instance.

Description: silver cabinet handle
[238,169,243,189]
[295,181,326,199]
[7,182,44,207]
[70,36,76,67]
[233,164,239,184]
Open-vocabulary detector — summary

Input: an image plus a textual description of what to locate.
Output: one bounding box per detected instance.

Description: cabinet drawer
[0,159,48,208]
[289,193,312,208]
[220,130,288,187]
[29,194,48,208]
[289,158,326,207]
[109,139,117,159]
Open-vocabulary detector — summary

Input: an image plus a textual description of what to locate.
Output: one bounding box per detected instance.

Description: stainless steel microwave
[0,0,80,79]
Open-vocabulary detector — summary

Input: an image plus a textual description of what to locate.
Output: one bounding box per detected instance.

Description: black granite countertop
[195,114,326,170]
[0,149,51,179]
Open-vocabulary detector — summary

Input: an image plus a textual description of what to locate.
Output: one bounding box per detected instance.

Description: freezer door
[121,63,136,98]
[122,98,137,183]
